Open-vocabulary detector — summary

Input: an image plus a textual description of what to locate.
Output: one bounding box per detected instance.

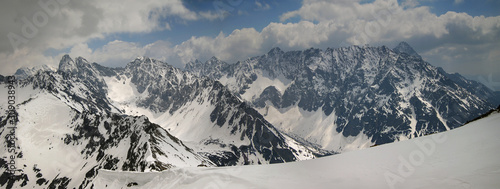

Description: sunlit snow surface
[93,111,500,189]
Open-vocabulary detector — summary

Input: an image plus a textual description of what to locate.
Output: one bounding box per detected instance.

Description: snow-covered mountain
[185,43,499,152]
[0,59,213,188]
[92,105,500,189]
[2,42,498,188]
[102,57,326,165]
[0,55,325,188]
[13,65,55,80]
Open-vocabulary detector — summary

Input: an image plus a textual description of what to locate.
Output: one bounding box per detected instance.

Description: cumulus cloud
[0,0,199,53]
[0,0,223,75]
[59,40,181,69]
[173,28,264,64]
[67,41,147,67]
[0,47,59,73]
[198,11,226,21]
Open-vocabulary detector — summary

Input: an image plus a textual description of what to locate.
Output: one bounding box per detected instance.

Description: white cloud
[0,47,58,74]
[261,21,340,48]
[67,40,147,67]
[173,28,264,64]
[0,0,200,53]
[199,11,226,21]
[63,40,180,68]
[280,0,449,42]
[0,0,225,75]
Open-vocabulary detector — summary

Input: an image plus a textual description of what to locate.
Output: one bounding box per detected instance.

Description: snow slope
[92,109,500,189]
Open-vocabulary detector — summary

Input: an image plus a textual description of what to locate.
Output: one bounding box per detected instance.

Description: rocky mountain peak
[57,55,95,76]
[208,56,221,62]
[267,47,283,56]
[128,56,167,67]
[393,41,422,59]
[58,54,77,73]
[74,56,89,64]
[15,65,54,79]
[125,57,179,79]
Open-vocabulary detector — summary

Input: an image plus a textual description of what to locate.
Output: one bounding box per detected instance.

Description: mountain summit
[392,41,422,59]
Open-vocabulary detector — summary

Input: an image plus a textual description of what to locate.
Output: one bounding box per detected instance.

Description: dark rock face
[254,86,282,108]
[185,44,497,149]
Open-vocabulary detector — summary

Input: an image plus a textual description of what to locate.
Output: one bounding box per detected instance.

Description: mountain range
[0,54,323,188]
[185,42,499,152]
[1,42,498,188]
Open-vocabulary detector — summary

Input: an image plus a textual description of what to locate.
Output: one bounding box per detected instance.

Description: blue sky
[1,0,499,89]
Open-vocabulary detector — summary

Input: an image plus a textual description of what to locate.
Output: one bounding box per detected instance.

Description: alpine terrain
[93,105,500,189]
[0,55,324,188]
[185,42,499,152]
[0,42,498,188]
